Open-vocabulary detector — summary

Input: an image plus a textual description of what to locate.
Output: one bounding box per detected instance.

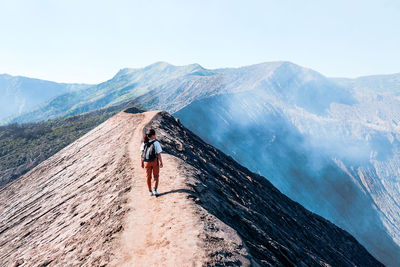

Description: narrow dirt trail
[117,110,206,267]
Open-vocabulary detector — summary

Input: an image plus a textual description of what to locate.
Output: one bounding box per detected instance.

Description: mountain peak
[0,109,382,266]
[144,61,209,74]
[146,61,173,69]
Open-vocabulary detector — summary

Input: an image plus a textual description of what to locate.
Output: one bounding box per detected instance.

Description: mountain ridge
[0,109,382,266]
[2,61,310,124]
[10,60,397,126]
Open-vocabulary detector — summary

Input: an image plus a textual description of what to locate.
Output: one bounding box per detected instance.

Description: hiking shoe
[149,190,154,196]
[153,188,159,196]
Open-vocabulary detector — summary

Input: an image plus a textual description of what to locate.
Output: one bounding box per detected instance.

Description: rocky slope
[0,110,382,266]
[0,74,90,123]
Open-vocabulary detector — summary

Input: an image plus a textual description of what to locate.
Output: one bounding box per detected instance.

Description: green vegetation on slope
[0,103,143,187]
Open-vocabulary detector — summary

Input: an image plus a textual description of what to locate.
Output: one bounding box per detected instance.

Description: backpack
[142,140,158,162]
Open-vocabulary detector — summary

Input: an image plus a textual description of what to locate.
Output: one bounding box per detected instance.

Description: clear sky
[0,0,399,83]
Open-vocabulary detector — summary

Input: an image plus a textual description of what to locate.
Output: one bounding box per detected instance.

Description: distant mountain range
[0,74,91,122]
[1,61,400,266]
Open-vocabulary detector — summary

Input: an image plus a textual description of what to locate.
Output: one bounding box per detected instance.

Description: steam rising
[173,64,400,266]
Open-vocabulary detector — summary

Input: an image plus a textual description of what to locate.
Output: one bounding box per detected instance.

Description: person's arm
[140,143,144,168]
[157,153,163,168]
[154,141,163,168]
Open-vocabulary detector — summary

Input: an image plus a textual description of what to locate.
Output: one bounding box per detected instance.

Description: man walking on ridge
[140,128,163,196]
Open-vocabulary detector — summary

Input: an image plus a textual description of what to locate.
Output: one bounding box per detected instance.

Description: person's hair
[143,129,156,143]
[143,133,149,144]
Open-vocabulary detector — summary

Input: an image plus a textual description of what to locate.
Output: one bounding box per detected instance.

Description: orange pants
[144,159,159,190]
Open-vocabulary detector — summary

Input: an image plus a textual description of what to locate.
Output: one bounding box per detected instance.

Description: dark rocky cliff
[147,111,383,266]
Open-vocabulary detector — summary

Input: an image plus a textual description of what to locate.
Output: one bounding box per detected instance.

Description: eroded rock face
[0,110,383,266]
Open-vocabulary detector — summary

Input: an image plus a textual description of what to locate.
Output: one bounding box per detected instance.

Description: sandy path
[117,111,205,267]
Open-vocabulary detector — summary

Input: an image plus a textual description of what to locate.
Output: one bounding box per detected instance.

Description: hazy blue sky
[0,0,399,83]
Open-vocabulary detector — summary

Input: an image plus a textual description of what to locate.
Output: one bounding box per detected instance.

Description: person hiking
[140,128,163,196]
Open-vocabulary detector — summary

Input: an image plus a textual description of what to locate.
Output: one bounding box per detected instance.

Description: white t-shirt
[140,140,162,154]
